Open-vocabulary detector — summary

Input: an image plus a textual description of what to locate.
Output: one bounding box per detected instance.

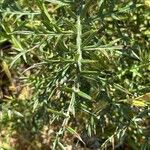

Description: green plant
[0,0,150,149]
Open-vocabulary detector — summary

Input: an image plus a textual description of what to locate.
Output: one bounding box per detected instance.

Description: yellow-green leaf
[1,61,12,82]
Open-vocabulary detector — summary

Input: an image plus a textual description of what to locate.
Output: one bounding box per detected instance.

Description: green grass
[0,0,150,149]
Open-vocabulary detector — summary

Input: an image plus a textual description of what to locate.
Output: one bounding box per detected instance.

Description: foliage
[0,0,150,149]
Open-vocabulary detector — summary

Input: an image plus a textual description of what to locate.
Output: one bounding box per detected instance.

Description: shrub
[0,0,149,149]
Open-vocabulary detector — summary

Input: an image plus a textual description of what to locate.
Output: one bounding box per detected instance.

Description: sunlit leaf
[1,61,12,82]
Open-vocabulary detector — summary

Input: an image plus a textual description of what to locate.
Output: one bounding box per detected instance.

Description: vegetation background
[0,0,150,149]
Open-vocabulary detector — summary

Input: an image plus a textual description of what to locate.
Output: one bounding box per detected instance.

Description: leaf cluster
[0,0,150,149]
